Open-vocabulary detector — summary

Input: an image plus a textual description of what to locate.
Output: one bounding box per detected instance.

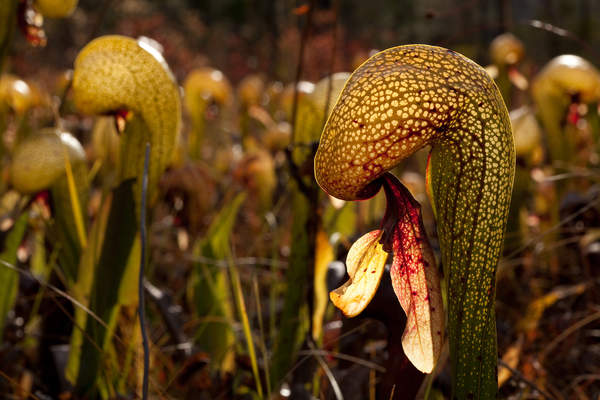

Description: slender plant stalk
[289,0,316,145]
[253,275,272,399]
[62,145,88,248]
[229,255,264,398]
[320,0,339,129]
[139,143,150,400]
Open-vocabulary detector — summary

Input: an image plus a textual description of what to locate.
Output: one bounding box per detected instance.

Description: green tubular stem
[188,101,207,160]
[535,95,570,165]
[315,45,515,398]
[428,129,512,398]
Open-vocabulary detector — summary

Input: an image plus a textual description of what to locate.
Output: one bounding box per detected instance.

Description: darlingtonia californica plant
[315,45,515,398]
[532,54,600,167]
[489,33,524,68]
[183,67,232,158]
[67,34,181,392]
[487,33,528,98]
[72,35,181,204]
[11,128,88,281]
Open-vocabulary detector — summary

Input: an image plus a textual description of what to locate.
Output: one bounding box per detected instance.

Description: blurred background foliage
[0,0,600,399]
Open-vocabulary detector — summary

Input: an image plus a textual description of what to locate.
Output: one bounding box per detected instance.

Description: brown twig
[285,0,316,197]
[539,310,600,362]
[0,259,109,330]
[280,320,375,390]
[308,341,344,400]
[284,146,310,195]
[0,259,172,398]
[297,349,386,372]
[320,0,340,130]
[289,0,315,145]
[504,193,600,260]
[139,143,150,400]
[497,359,557,400]
[0,369,42,400]
[524,19,600,62]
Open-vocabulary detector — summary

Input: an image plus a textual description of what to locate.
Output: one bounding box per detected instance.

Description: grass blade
[0,212,28,342]
[230,258,263,398]
[253,275,271,399]
[62,142,88,248]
